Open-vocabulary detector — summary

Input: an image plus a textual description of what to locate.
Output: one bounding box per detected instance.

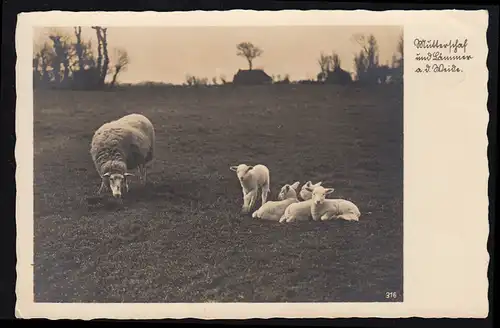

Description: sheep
[278,199,314,223]
[90,113,156,198]
[230,164,270,214]
[299,180,323,200]
[251,181,300,221]
[305,185,361,222]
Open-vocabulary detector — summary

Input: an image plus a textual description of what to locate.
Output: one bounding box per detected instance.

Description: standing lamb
[299,180,323,200]
[90,113,156,198]
[305,185,361,222]
[230,164,270,214]
[252,181,300,221]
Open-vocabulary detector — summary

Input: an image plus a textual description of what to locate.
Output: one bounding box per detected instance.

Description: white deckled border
[15,9,490,319]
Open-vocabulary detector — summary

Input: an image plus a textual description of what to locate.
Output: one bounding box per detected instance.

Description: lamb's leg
[242,190,256,214]
[320,213,335,221]
[338,214,359,221]
[261,183,270,205]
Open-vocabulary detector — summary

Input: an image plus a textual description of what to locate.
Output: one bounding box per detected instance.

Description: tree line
[33,27,403,90]
[33,27,129,90]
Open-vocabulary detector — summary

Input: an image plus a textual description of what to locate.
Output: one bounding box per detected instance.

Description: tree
[352,33,381,83]
[110,48,129,86]
[236,42,263,70]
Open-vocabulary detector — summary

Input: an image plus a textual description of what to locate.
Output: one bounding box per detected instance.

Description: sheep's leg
[97,180,107,195]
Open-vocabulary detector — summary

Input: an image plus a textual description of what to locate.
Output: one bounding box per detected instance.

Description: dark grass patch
[33,84,403,303]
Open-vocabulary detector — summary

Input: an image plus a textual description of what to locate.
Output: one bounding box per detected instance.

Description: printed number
[385,292,397,299]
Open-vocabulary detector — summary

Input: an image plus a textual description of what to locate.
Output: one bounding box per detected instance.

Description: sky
[34,26,403,84]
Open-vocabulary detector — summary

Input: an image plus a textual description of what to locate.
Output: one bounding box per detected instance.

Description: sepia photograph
[15,10,490,320]
[31,24,404,303]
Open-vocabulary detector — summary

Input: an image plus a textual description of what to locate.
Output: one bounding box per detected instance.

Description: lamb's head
[277,181,300,200]
[230,164,254,183]
[300,181,322,200]
[103,172,134,198]
[305,185,334,205]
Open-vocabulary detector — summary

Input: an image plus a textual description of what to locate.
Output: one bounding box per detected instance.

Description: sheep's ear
[291,181,300,189]
[124,172,134,177]
[245,166,253,173]
[230,166,238,171]
[314,181,323,187]
[103,172,110,177]
[304,181,312,187]
[325,188,335,194]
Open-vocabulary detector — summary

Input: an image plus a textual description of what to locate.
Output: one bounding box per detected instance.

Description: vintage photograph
[31,24,404,303]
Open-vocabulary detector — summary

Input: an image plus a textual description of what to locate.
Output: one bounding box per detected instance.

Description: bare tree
[236,42,263,70]
[352,33,381,83]
[110,48,129,86]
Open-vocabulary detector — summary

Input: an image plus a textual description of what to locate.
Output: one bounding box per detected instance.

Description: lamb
[278,199,314,223]
[251,181,300,221]
[299,180,323,200]
[230,164,270,214]
[90,113,156,198]
[305,185,361,222]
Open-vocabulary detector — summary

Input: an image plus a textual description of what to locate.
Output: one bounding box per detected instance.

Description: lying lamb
[299,180,323,200]
[230,164,270,214]
[305,185,361,222]
[252,181,300,221]
[90,113,156,198]
[279,198,314,223]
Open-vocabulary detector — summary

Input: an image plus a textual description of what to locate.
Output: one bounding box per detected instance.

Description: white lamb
[230,164,270,214]
[279,199,314,223]
[299,180,323,200]
[305,185,361,222]
[252,181,300,221]
[90,113,156,198]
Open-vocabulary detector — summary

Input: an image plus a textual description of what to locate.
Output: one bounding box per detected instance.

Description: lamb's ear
[314,181,323,187]
[304,181,312,187]
[124,172,134,177]
[103,172,110,178]
[245,165,253,173]
[291,181,300,189]
[304,186,314,192]
[325,188,335,195]
[229,166,238,171]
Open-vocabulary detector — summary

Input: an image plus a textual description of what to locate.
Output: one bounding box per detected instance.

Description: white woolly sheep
[252,181,300,221]
[299,180,323,200]
[230,164,270,214]
[305,185,361,222]
[279,199,314,223]
[90,113,156,198]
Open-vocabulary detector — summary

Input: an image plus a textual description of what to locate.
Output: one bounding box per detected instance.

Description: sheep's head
[278,181,300,200]
[300,181,322,200]
[230,164,253,183]
[103,172,134,198]
[305,185,334,205]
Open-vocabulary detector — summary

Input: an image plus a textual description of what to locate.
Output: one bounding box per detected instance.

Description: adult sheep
[90,113,155,198]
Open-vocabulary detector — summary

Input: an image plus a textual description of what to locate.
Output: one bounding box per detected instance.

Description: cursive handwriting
[413,37,471,74]
[414,38,468,54]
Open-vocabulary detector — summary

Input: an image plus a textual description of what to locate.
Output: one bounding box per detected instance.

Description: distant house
[232,69,272,85]
[324,67,353,85]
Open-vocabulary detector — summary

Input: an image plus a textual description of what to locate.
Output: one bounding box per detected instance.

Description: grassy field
[33,84,403,303]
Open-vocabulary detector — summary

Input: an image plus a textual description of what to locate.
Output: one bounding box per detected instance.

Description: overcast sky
[34,26,403,84]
